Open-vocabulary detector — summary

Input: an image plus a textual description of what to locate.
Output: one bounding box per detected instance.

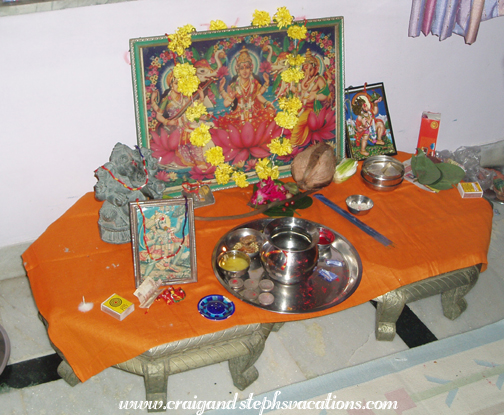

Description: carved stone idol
[94,143,165,244]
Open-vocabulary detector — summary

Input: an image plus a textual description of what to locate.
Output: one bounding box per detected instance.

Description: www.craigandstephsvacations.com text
[118,391,398,413]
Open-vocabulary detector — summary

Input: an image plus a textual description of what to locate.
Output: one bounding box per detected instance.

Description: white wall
[1,0,503,249]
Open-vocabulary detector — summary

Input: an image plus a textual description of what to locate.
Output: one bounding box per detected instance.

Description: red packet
[416,112,441,156]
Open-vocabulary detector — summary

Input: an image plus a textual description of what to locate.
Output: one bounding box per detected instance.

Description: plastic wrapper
[436,141,504,191]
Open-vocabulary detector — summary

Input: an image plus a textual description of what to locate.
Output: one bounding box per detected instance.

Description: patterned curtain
[409,0,504,44]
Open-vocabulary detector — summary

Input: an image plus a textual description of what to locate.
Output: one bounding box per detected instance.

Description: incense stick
[314,194,394,247]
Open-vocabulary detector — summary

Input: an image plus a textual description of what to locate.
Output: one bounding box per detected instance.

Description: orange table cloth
[22,152,493,382]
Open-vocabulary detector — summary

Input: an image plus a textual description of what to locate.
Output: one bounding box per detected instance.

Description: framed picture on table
[129,16,345,194]
[129,197,197,288]
[344,82,397,161]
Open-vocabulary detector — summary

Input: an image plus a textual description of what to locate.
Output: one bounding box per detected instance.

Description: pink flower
[260,61,272,73]
[244,159,258,172]
[296,106,336,147]
[210,120,283,164]
[250,178,287,205]
[150,128,183,166]
[217,66,229,78]
[189,164,216,181]
[155,170,172,182]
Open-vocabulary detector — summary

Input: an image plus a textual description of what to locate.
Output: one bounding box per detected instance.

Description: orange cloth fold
[22,152,492,382]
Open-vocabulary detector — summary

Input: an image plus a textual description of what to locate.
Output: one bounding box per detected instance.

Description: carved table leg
[375,265,481,341]
[441,266,479,320]
[375,291,406,341]
[228,331,265,390]
[141,360,169,412]
[57,360,81,386]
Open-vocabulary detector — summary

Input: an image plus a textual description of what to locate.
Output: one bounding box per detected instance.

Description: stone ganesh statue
[94,143,165,244]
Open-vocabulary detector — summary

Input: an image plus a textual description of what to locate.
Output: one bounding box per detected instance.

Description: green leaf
[271,44,282,57]
[429,163,466,190]
[411,151,441,185]
[263,196,313,217]
[192,47,201,61]
[283,36,291,52]
[204,47,213,62]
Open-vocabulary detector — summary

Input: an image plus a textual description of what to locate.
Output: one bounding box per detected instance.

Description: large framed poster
[130,17,345,193]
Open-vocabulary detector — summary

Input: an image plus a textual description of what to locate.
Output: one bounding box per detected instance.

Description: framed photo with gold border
[129,197,197,287]
[129,17,345,194]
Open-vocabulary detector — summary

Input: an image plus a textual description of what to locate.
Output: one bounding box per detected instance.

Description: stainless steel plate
[211,219,362,314]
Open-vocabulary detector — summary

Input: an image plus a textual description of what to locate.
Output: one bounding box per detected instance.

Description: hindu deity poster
[130,17,344,193]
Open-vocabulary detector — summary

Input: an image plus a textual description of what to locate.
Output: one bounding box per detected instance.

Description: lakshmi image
[149,71,210,169]
[351,92,386,156]
[216,46,276,130]
[290,49,333,147]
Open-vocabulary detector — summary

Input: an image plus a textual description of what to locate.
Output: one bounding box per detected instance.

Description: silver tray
[211,219,362,314]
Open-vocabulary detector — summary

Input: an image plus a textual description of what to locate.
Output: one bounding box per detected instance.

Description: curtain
[409,0,504,44]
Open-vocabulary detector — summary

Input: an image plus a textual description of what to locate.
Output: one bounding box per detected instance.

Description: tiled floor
[1,203,503,414]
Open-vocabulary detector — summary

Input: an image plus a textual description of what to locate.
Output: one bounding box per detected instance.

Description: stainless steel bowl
[225,227,264,269]
[346,194,374,215]
[225,228,263,256]
[361,155,405,191]
[217,250,251,280]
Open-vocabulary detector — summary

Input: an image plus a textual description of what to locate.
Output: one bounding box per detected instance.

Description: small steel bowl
[225,228,263,254]
[225,228,264,269]
[361,155,405,192]
[217,250,251,280]
[346,195,374,216]
[318,227,335,257]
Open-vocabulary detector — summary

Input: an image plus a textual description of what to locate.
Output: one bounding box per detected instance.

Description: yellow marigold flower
[190,124,212,147]
[278,96,302,114]
[274,6,293,29]
[270,165,280,180]
[178,74,200,96]
[179,24,196,35]
[186,102,208,122]
[281,67,305,84]
[168,39,185,56]
[215,163,233,185]
[287,53,306,67]
[275,111,299,130]
[287,25,307,40]
[210,20,227,30]
[232,171,249,188]
[268,137,293,156]
[173,62,196,79]
[252,10,271,27]
[204,146,225,166]
[255,158,279,180]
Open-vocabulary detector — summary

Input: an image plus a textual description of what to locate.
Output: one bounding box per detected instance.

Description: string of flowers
[165,7,307,190]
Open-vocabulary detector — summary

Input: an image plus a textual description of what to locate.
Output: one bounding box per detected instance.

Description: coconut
[291,143,337,190]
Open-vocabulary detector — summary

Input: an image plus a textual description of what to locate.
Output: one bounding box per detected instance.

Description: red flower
[150,128,183,166]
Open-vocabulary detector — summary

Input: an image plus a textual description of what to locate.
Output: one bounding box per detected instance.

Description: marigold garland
[164,6,311,189]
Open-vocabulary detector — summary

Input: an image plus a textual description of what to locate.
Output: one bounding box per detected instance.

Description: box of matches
[457,182,483,199]
[101,294,134,321]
